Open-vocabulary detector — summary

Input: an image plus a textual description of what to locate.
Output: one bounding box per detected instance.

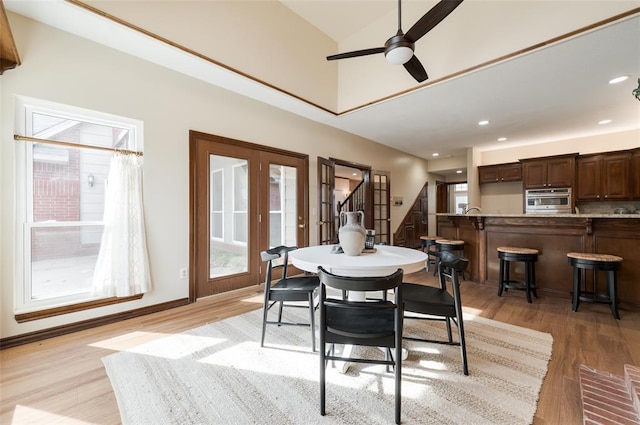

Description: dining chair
[317,266,404,425]
[260,246,320,351]
[402,250,469,375]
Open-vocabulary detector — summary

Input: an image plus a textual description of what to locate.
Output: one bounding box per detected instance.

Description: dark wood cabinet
[521,155,575,189]
[633,149,640,200]
[478,162,522,184]
[576,152,631,201]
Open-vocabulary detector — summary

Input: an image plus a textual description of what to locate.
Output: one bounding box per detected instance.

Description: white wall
[85,0,339,111]
[0,13,430,339]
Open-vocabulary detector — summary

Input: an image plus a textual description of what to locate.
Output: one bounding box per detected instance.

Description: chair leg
[445,317,453,343]
[457,312,469,376]
[309,293,316,352]
[572,266,581,312]
[530,261,538,298]
[394,344,402,425]
[261,300,269,347]
[609,270,620,320]
[497,258,504,297]
[278,301,284,324]
[320,342,326,416]
[525,262,532,304]
[504,262,511,293]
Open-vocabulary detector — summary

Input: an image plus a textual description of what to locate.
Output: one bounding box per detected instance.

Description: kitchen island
[436,213,640,307]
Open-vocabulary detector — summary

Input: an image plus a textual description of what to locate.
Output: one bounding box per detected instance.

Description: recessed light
[456,170,462,174]
[609,75,629,84]
[432,153,439,157]
[598,119,612,125]
[497,137,507,142]
[478,120,489,126]
[352,172,357,176]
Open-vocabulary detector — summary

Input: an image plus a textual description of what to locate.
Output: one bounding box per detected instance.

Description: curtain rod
[13,134,143,156]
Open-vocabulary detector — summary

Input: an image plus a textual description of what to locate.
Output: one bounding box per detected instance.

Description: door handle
[298,224,305,228]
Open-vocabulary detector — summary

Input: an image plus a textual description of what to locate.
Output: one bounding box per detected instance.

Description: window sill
[15,294,144,323]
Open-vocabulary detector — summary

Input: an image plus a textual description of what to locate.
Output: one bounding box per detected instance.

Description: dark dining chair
[317,266,404,425]
[260,246,320,351]
[402,250,469,375]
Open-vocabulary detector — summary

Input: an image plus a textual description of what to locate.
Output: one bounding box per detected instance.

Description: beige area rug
[102,307,553,425]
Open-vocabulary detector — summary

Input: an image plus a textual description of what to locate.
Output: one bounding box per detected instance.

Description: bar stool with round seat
[567,252,623,320]
[435,239,466,278]
[419,235,442,273]
[497,246,539,303]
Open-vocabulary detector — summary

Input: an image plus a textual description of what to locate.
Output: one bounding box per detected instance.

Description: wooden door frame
[189,131,309,302]
[329,158,372,228]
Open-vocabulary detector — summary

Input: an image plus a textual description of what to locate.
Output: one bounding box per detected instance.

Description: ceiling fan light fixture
[385,46,414,65]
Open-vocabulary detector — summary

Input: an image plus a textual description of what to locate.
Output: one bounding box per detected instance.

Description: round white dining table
[289,244,427,372]
[288,244,427,277]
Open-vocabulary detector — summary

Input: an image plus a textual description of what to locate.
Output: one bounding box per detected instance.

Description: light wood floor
[1,270,638,425]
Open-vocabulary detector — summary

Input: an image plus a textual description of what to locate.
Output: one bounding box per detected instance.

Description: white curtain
[92,153,151,297]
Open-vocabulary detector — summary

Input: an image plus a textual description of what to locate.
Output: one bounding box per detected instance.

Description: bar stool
[435,239,465,278]
[419,235,442,273]
[567,252,623,320]
[497,247,539,303]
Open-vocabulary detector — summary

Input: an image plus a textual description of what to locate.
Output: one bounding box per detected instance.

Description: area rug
[102,307,553,425]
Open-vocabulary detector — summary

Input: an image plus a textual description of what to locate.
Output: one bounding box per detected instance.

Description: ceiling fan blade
[327,47,385,61]
[405,0,464,43]
[403,55,428,82]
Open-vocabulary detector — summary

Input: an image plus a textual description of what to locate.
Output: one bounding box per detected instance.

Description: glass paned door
[260,152,308,254]
[209,155,249,279]
[268,164,298,248]
[317,157,335,245]
[191,131,309,299]
[372,170,390,245]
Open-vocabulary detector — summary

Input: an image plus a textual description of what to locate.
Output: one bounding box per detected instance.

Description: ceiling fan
[326,0,464,83]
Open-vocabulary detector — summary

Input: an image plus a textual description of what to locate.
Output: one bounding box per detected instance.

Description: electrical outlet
[179,268,188,279]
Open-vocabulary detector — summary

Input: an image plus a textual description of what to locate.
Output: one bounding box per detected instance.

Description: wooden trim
[1,298,190,349]
[15,294,144,323]
[0,1,21,74]
[66,1,639,117]
[329,157,372,171]
[190,130,308,160]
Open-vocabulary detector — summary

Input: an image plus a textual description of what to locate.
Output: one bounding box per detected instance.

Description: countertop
[436,213,640,219]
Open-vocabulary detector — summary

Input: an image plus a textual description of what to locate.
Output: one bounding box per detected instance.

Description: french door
[317,157,390,245]
[190,131,309,299]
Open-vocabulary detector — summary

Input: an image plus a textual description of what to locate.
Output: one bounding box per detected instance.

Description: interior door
[317,157,335,245]
[190,131,309,299]
[371,170,390,245]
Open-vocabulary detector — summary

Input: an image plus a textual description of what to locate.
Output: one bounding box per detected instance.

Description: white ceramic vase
[338,211,366,256]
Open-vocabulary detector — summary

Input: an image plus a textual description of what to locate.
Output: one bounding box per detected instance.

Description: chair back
[318,266,403,347]
[438,250,468,302]
[261,245,297,287]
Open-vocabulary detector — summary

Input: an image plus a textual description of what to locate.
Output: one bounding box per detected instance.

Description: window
[452,183,468,214]
[15,97,143,313]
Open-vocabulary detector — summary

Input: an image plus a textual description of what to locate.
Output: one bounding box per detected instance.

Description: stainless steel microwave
[525,188,572,214]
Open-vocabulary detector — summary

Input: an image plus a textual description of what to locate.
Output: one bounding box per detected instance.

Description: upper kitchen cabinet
[633,149,640,200]
[521,154,576,189]
[0,2,21,74]
[576,151,631,201]
[478,162,522,184]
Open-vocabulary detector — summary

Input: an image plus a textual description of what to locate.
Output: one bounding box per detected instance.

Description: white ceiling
[5,1,640,179]
[281,0,640,161]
